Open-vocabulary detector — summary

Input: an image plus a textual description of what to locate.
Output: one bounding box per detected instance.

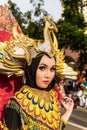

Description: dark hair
[25,53,58,91]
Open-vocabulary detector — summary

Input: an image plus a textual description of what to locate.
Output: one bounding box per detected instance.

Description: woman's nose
[45,70,51,78]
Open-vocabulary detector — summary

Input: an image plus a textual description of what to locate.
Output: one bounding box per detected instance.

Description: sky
[0,0,62,21]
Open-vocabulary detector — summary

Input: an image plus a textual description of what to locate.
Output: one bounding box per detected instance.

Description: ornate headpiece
[0,15,78,79]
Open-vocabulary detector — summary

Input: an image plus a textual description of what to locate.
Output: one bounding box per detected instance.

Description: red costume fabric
[0,30,12,42]
[0,74,22,121]
[0,30,22,121]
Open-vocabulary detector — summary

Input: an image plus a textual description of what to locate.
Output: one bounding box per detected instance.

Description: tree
[7,0,49,39]
[8,0,26,31]
[56,0,87,71]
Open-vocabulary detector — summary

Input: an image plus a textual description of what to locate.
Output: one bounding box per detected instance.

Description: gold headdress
[0,16,78,79]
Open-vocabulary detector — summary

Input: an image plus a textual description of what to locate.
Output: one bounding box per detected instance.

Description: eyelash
[38,66,56,72]
[51,68,56,72]
[38,66,45,71]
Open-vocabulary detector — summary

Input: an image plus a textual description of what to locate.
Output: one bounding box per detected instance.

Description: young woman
[0,16,74,130]
[2,54,74,130]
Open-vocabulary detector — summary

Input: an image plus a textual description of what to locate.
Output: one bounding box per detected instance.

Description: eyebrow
[39,63,56,67]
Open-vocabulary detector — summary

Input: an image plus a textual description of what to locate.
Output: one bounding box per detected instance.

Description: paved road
[62,106,87,130]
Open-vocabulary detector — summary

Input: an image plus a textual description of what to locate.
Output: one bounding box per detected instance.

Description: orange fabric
[77,76,83,84]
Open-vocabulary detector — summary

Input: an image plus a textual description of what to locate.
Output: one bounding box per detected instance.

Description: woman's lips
[43,81,49,84]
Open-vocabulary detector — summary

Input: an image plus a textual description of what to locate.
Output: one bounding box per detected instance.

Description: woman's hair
[25,53,59,91]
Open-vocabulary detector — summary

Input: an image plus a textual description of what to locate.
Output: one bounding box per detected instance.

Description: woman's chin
[37,85,48,90]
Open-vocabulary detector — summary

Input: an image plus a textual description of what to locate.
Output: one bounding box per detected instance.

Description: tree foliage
[56,0,87,71]
[7,0,48,39]
[8,0,26,31]
[57,0,86,49]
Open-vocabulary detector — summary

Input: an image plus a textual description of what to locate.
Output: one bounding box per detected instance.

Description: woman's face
[36,55,56,89]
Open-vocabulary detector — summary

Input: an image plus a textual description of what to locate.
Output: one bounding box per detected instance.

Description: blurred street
[64,106,87,130]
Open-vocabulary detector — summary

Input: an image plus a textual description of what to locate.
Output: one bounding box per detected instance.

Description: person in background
[81,76,87,108]
[76,86,85,107]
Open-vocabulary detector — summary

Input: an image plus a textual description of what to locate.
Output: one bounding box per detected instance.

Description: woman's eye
[51,67,56,72]
[39,66,45,71]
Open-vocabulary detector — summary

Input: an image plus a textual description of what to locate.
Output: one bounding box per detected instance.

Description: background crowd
[64,70,87,109]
